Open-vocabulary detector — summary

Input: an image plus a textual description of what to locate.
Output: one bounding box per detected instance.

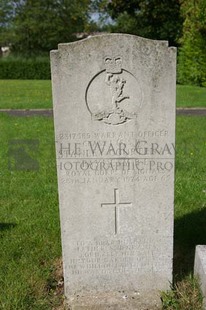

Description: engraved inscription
[67,237,172,276]
[57,130,169,140]
[56,130,174,184]
[101,188,132,234]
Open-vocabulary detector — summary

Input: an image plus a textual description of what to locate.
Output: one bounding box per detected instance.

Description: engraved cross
[101,188,132,235]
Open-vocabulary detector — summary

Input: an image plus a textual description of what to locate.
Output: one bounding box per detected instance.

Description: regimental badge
[85,56,142,125]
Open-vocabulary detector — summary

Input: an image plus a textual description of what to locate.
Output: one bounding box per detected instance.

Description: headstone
[194,245,206,309]
[50,34,176,309]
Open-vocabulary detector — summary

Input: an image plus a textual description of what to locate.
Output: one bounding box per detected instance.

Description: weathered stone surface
[67,290,161,309]
[194,245,206,308]
[50,34,176,308]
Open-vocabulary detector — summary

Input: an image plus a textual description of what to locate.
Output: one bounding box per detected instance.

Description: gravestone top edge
[50,33,177,55]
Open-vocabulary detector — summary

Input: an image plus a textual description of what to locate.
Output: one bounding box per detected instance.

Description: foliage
[0,0,15,46]
[0,0,92,56]
[99,0,183,46]
[177,0,206,86]
[0,56,50,79]
[161,275,203,309]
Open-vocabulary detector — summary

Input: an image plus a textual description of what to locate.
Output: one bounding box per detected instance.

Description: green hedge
[0,57,51,79]
[177,45,206,87]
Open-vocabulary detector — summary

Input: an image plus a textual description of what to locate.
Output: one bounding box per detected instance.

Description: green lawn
[0,80,52,109]
[0,113,205,309]
[177,84,206,108]
[175,116,206,273]
[0,114,62,309]
[0,80,206,109]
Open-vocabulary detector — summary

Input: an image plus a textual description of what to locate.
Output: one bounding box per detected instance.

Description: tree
[6,0,91,56]
[178,0,206,86]
[98,0,183,46]
[0,0,15,47]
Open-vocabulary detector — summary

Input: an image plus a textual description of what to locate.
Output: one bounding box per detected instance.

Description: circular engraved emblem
[85,57,142,125]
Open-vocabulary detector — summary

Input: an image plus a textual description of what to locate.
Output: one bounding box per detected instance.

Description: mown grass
[0,114,205,309]
[0,114,62,309]
[161,115,206,309]
[175,116,206,275]
[0,80,206,109]
[0,80,52,109]
[177,85,206,108]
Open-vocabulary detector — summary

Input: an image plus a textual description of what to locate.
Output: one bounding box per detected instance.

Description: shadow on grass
[173,207,206,278]
[0,223,16,231]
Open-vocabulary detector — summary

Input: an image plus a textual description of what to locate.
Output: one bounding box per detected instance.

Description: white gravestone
[50,34,176,309]
[194,245,206,309]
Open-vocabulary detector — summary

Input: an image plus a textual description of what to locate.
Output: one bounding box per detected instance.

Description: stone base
[194,245,206,309]
[66,291,162,310]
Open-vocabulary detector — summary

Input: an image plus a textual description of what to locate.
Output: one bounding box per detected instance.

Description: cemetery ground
[0,90,206,309]
[0,80,206,109]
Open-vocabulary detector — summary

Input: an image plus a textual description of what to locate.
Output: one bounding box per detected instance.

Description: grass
[177,84,206,108]
[0,80,52,109]
[174,116,206,276]
[164,115,206,309]
[161,275,203,309]
[0,80,206,109]
[0,114,206,309]
[0,114,62,309]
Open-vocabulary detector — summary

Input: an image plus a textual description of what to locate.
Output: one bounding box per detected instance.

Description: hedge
[0,57,51,80]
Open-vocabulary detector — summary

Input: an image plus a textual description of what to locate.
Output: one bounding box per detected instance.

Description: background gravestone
[50,34,176,309]
[194,245,206,308]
